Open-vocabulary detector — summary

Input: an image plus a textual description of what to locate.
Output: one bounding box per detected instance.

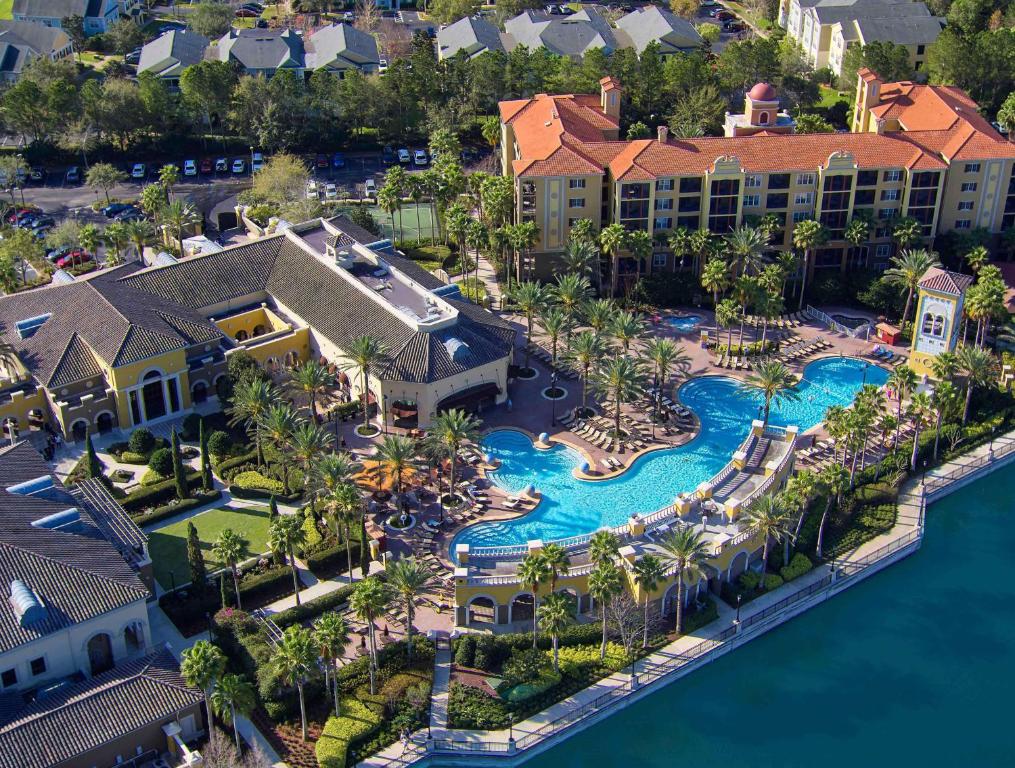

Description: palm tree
[732,275,758,350]
[344,336,388,431]
[161,199,200,257]
[538,592,576,673]
[314,613,350,716]
[625,228,653,286]
[658,527,709,634]
[540,543,571,593]
[791,219,827,310]
[211,673,256,751]
[588,529,620,566]
[517,553,550,647]
[565,330,606,414]
[588,561,622,660]
[725,225,768,277]
[891,216,923,252]
[289,360,335,423]
[537,306,569,373]
[608,311,645,352]
[886,365,918,448]
[585,298,617,338]
[633,554,665,648]
[509,281,547,371]
[642,338,689,422]
[377,183,402,245]
[884,248,940,327]
[350,576,392,694]
[274,626,318,741]
[313,451,361,512]
[373,434,416,498]
[930,380,959,461]
[815,464,849,559]
[159,163,180,199]
[561,237,598,280]
[228,378,277,468]
[907,391,933,471]
[213,528,247,610]
[327,482,363,581]
[425,409,480,503]
[784,471,817,556]
[599,222,626,297]
[103,221,129,266]
[668,226,694,269]
[844,215,871,267]
[955,345,996,424]
[701,258,729,308]
[268,514,307,605]
[123,218,155,265]
[259,403,298,493]
[289,421,333,514]
[739,361,800,426]
[775,250,799,299]
[554,272,591,349]
[965,244,990,275]
[510,220,540,282]
[386,557,434,659]
[715,298,740,355]
[738,495,793,585]
[593,356,646,451]
[180,640,225,724]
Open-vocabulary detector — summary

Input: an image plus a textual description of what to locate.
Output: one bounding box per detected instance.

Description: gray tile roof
[0,443,149,655]
[853,14,944,45]
[0,649,202,768]
[308,22,379,70]
[504,8,617,57]
[437,16,505,60]
[0,21,70,77]
[216,27,305,72]
[48,332,103,389]
[614,6,702,54]
[138,29,209,79]
[12,0,90,19]
[811,0,930,25]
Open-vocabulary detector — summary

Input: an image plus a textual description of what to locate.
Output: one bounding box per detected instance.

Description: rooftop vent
[31,507,81,531]
[15,313,51,340]
[444,337,471,362]
[7,475,54,496]
[10,580,46,627]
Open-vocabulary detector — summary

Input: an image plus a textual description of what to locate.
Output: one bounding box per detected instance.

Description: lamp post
[550,372,558,426]
[436,466,444,523]
[862,362,869,386]
[249,145,254,171]
[735,592,742,623]
[508,713,515,744]
[989,424,997,459]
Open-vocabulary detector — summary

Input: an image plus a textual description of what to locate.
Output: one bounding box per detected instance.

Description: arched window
[921,312,935,335]
[235,330,249,342]
[252,324,265,337]
[758,111,769,125]
[932,315,945,337]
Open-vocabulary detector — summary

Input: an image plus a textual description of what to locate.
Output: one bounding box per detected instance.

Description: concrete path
[429,635,453,730]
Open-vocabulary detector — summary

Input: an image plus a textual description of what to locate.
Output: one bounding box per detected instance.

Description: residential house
[307,22,380,76]
[503,8,618,58]
[11,0,120,36]
[0,21,73,82]
[437,15,506,61]
[613,6,703,56]
[137,29,209,88]
[214,27,305,78]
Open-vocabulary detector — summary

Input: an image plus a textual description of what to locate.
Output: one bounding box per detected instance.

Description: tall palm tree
[540,543,571,593]
[259,403,298,493]
[701,258,729,308]
[815,464,849,559]
[313,453,361,514]
[227,378,277,468]
[725,225,768,277]
[585,298,617,339]
[538,592,576,673]
[565,330,606,414]
[732,275,759,349]
[425,409,480,502]
[510,220,540,283]
[738,495,793,585]
[668,226,694,269]
[561,237,598,281]
[599,222,626,297]
[274,626,318,741]
[593,356,646,451]
[785,471,817,555]
[658,527,709,634]
[930,379,959,461]
[886,365,918,449]
[211,673,255,752]
[386,556,434,659]
[633,554,665,648]
[344,336,388,431]
[350,576,392,694]
[314,613,350,717]
[907,391,933,471]
[269,514,307,605]
[289,360,335,423]
[123,218,155,265]
[608,311,645,352]
[891,216,922,252]
[213,528,247,610]
[588,529,620,566]
[955,345,996,425]
[180,640,225,725]
[289,421,334,514]
[715,298,740,354]
[884,248,940,327]
[588,561,622,660]
[103,220,129,266]
[537,306,569,373]
[739,361,800,426]
[517,553,550,647]
[509,281,547,371]
[642,338,689,422]
[625,228,653,286]
[161,199,200,257]
[373,434,416,498]
[327,482,363,581]
[791,219,828,310]
[554,272,591,349]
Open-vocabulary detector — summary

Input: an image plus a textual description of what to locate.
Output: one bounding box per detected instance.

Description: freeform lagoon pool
[451,357,887,553]
[665,314,703,333]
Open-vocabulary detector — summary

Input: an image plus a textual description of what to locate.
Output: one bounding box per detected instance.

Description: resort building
[909,267,971,377]
[0,217,513,443]
[213,28,306,79]
[498,73,1015,290]
[454,423,798,626]
[137,29,210,89]
[0,21,73,82]
[306,22,381,76]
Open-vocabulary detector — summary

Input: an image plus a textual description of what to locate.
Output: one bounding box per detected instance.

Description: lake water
[522,465,1015,767]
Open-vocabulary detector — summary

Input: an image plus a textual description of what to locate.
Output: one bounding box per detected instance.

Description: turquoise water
[523,466,1015,767]
[452,357,888,552]
[666,314,703,332]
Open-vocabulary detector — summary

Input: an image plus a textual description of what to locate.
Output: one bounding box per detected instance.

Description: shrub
[120,450,149,465]
[316,700,384,768]
[181,413,202,441]
[454,634,476,668]
[132,491,221,527]
[552,644,628,674]
[762,573,784,590]
[128,427,156,456]
[502,648,549,686]
[148,447,174,477]
[140,468,167,486]
[301,512,324,551]
[271,574,387,629]
[231,470,285,496]
[121,471,202,513]
[780,553,814,582]
[473,634,500,671]
[208,430,232,458]
[304,540,363,579]
[680,596,719,635]
[107,441,129,457]
[447,682,510,730]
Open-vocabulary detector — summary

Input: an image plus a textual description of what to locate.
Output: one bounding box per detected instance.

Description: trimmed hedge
[120,451,149,465]
[214,449,258,475]
[316,700,383,768]
[779,553,814,582]
[452,623,604,672]
[231,470,285,496]
[122,470,202,513]
[271,573,386,629]
[304,540,364,579]
[132,490,222,528]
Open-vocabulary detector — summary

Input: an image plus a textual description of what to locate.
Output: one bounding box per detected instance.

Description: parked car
[332,152,345,169]
[30,216,54,231]
[398,148,411,164]
[102,202,133,218]
[378,58,388,73]
[65,166,80,184]
[364,178,377,197]
[6,207,39,224]
[251,152,264,172]
[723,19,745,31]
[130,163,146,179]
[47,246,80,263]
[315,153,329,169]
[200,157,214,174]
[29,167,45,182]
[114,207,145,222]
[215,157,228,173]
[306,180,319,199]
[324,182,338,200]
[413,149,428,167]
[125,48,142,65]
[340,10,354,20]
[56,251,92,269]
[232,158,246,174]
[183,159,198,176]
[234,8,258,17]
[382,145,395,164]
[255,18,268,28]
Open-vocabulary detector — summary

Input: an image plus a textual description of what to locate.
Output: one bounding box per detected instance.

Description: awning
[437,382,500,412]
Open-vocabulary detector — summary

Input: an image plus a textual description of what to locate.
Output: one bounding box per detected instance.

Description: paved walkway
[429,636,453,731]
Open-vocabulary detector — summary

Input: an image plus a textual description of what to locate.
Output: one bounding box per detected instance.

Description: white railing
[805,305,870,339]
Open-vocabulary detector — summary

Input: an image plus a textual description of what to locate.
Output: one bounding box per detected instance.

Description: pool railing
[804,305,871,339]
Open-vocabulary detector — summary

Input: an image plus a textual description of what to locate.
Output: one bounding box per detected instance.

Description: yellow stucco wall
[213,306,291,340]
[236,328,311,368]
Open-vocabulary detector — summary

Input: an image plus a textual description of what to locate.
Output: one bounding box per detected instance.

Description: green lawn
[818,85,850,109]
[0,0,12,20]
[148,504,272,590]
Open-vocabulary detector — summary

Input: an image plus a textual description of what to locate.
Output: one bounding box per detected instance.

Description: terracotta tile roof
[871,81,999,137]
[918,266,973,295]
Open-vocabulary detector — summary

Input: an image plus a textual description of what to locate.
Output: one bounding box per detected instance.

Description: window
[796,173,815,186]
[792,211,811,223]
[652,252,667,267]
[679,177,702,194]
[912,171,940,188]
[856,170,878,187]
[964,163,980,173]
[677,215,700,229]
[823,175,852,192]
[30,657,45,676]
[876,244,892,258]
[655,179,674,191]
[921,312,945,338]
[1,669,15,688]
[743,194,760,207]
[880,189,900,201]
[620,183,650,200]
[917,44,925,55]
[854,189,876,206]
[678,197,700,212]
[768,174,790,189]
[568,198,585,209]
[744,174,762,188]
[653,217,673,230]
[955,219,972,229]
[958,201,974,211]
[654,198,674,211]
[961,182,977,192]
[766,193,788,209]
[794,192,813,206]
[878,208,898,220]
[883,170,902,183]
[708,178,740,232]
[568,178,586,189]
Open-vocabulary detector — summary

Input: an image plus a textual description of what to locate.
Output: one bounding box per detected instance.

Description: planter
[355,424,380,437]
[541,386,568,401]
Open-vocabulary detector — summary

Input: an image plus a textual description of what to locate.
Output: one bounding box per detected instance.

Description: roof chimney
[657,125,668,143]
[600,76,621,122]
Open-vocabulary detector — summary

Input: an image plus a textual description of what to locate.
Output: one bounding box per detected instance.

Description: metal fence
[923,435,1015,498]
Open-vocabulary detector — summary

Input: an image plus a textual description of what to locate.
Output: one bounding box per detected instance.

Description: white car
[413,149,428,167]
[324,183,338,200]
[398,148,411,164]
[130,163,146,179]
[183,159,197,176]
[306,180,318,199]
[378,58,388,73]
[231,158,246,174]
[251,152,264,172]
[364,178,377,197]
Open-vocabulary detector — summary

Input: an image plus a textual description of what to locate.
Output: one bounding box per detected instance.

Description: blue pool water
[666,314,703,332]
[452,357,887,553]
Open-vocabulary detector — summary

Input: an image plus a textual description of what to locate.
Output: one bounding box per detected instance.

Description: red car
[5,206,39,224]
[315,153,329,169]
[199,157,213,174]
[56,251,92,270]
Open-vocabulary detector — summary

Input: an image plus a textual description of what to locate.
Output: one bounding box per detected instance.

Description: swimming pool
[451,357,887,555]
[666,314,703,332]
